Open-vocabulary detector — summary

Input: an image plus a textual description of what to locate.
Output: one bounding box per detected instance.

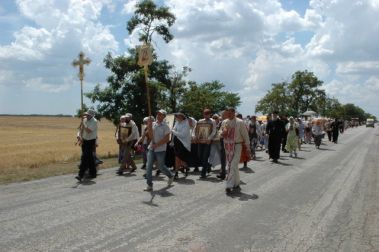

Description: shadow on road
[239,167,255,173]
[228,191,259,201]
[71,180,96,188]
[153,185,175,197]
[198,177,223,183]
[142,185,175,207]
[274,161,293,166]
[175,177,195,185]
[300,149,311,152]
[318,147,336,151]
[120,173,137,177]
[253,157,266,162]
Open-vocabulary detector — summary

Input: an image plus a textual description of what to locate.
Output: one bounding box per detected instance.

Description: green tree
[287,70,325,115]
[86,51,173,126]
[255,70,375,121]
[157,66,191,113]
[75,104,89,118]
[342,103,366,122]
[126,0,176,118]
[323,97,343,118]
[255,82,291,115]
[86,0,177,126]
[180,81,241,119]
[127,0,176,43]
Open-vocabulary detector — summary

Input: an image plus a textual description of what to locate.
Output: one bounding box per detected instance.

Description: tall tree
[323,97,343,118]
[86,50,173,126]
[127,0,176,117]
[180,81,241,119]
[157,66,191,113]
[342,103,366,121]
[255,82,291,115]
[127,0,176,44]
[287,70,325,115]
[86,0,177,126]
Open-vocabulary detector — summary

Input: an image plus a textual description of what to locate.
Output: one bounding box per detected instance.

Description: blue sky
[0,0,378,117]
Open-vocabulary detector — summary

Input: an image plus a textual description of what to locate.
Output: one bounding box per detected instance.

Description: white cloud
[306,33,335,57]
[122,0,138,14]
[0,70,14,84]
[1,0,379,116]
[324,76,379,114]
[162,0,378,116]
[0,27,52,60]
[24,77,72,93]
[0,0,119,92]
[336,61,379,75]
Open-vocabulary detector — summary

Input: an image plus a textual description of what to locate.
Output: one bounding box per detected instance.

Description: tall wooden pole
[80,79,84,113]
[144,65,152,116]
[138,43,153,117]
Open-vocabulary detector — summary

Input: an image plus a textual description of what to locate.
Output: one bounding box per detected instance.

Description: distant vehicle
[366,118,375,128]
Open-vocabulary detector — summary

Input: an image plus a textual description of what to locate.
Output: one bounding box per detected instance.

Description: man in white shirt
[144,109,174,191]
[221,107,250,194]
[76,109,98,182]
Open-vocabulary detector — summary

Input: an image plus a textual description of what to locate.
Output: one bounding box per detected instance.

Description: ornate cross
[72,52,91,114]
[72,52,91,81]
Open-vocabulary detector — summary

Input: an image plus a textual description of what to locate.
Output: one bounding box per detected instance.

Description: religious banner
[165,114,175,130]
[195,122,212,144]
[138,43,153,67]
[120,127,131,144]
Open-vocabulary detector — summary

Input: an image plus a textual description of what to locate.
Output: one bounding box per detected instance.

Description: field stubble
[0,116,120,184]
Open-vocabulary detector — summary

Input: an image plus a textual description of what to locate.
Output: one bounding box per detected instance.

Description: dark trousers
[197,143,211,177]
[119,142,137,170]
[78,139,97,178]
[268,137,281,160]
[220,138,226,176]
[281,132,288,151]
[250,137,258,156]
[327,131,332,141]
[314,134,322,147]
[332,130,339,143]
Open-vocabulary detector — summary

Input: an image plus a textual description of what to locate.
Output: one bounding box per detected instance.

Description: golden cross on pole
[72,52,91,114]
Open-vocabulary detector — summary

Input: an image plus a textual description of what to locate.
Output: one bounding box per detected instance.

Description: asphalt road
[0,126,378,252]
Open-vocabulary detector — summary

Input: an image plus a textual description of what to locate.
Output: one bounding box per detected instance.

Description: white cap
[85,109,96,117]
[157,109,167,116]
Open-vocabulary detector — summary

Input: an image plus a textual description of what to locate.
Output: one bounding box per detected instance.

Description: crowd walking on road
[75,107,348,195]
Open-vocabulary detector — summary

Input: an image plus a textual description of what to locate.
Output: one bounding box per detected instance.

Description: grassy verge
[0,157,117,185]
[0,116,126,185]
[0,156,144,185]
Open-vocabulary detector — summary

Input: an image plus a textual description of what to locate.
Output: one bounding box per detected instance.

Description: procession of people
[75,107,347,194]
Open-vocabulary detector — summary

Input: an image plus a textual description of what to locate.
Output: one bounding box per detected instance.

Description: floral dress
[285,123,298,152]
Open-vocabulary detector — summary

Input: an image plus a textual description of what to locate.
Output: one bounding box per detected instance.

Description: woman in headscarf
[285,117,299,158]
[171,112,192,179]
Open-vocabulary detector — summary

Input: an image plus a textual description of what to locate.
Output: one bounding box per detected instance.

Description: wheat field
[0,116,120,184]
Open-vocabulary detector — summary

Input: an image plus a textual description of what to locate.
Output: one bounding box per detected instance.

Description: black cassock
[330,121,340,143]
[266,119,286,160]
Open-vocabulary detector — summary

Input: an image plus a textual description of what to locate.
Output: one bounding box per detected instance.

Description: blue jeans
[142,144,149,165]
[146,149,173,187]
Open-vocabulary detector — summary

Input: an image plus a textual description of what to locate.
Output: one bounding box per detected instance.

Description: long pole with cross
[72,52,91,114]
[138,43,153,116]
